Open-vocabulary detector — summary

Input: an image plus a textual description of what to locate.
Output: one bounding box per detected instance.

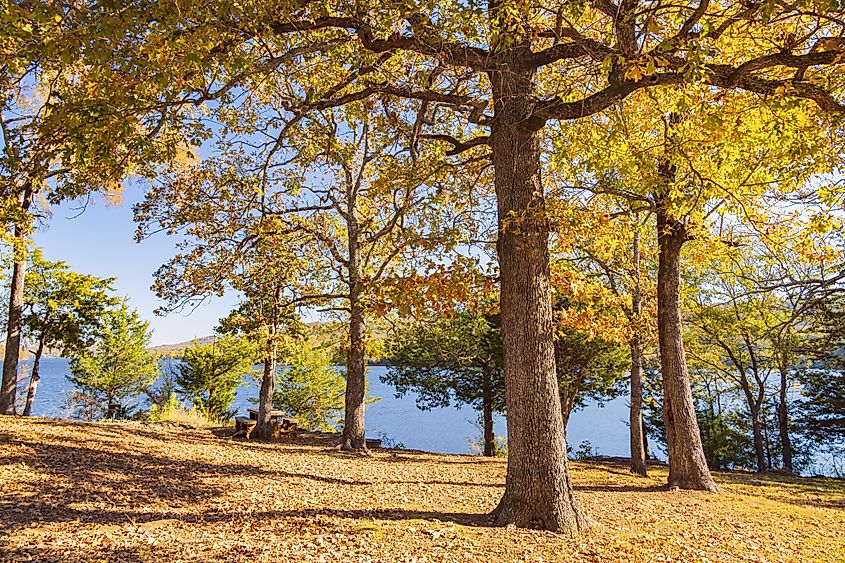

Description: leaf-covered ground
[1,417,843,562]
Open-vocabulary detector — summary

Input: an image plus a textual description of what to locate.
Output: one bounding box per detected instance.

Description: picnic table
[247,408,294,423]
[235,408,297,440]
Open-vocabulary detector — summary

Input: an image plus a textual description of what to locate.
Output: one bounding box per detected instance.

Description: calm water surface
[17,357,631,456]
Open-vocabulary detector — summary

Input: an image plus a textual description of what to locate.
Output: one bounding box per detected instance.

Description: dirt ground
[1,417,843,562]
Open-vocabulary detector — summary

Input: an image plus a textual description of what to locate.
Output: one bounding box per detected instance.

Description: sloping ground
[0,418,843,562]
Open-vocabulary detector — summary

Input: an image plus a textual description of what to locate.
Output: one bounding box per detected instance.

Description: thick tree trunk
[489,59,588,534]
[655,201,718,491]
[629,227,647,476]
[23,333,47,417]
[106,399,120,419]
[1,187,33,415]
[777,367,793,472]
[482,366,495,456]
[255,352,277,439]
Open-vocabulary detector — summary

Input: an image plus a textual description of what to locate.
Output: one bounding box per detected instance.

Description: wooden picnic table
[247,408,295,423]
[236,409,298,441]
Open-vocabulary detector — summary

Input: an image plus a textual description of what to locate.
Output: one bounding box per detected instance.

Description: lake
[16,357,632,456]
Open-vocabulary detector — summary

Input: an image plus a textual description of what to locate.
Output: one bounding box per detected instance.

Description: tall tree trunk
[738,378,767,473]
[630,335,647,476]
[655,197,718,491]
[256,296,279,440]
[642,416,650,460]
[1,187,33,415]
[23,332,47,417]
[750,403,767,473]
[341,187,367,452]
[489,58,588,534]
[629,226,647,476]
[481,365,495,456]
[481,365,496,456]
[777,366,793,472]
[342,292,367,451]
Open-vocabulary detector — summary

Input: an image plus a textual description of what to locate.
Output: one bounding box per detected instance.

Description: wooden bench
[270,417,297,440]
[235,416,257,440]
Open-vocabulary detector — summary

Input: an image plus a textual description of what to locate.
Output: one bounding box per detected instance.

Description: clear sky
[32,184,238,346]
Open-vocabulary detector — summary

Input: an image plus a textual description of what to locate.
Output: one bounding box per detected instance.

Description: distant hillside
[149,335,221,357]
[149,321,388,363]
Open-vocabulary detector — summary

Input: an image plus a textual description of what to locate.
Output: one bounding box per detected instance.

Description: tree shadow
[381,479,504,488]
[2,544,156,563]
[0,436,396,540]
[574,484,666,493]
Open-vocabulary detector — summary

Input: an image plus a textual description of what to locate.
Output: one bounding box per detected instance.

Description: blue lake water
[15,357,632,456]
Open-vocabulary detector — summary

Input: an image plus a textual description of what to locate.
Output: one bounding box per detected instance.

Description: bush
[148,394,216,427]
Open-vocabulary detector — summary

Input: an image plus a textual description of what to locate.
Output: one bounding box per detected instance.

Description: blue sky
[32,185,238,346]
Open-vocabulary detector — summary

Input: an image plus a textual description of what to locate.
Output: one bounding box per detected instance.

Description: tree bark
[777,366,793,472]
[255,298,279,440]
[751,407,767,473]
[629,227,647,476]
[655,197,718,491]
[630,335,647,476]
[743,389,767,473]
[1,187,33,415]
[342,294,367,451]
[481,365,495,456]
[489,57,589,534]
[341,195,367,451]
[740,337,768,473]
[23,332,47,417]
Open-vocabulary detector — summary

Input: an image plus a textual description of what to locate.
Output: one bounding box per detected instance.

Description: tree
[66,303,159,418]
[385,311,505,456]
[174,336,256,423]
[798,295,845,444]
[549,196,658,475]
[21,248,117,416]
[800,369,845,443]
[550,80,843,490]
[69,0,845,531]
[688,289,780,473]
[685,218,845,472]
[218,296,306,437]
[1,4,186,413]
[138,103,469,452]
[279,107,460,452]
[386,302,627,456]
[136,146,316,438]
[273,343,346,432]
[554,323,629,432]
